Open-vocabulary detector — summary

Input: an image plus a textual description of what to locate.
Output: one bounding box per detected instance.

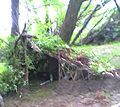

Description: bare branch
[77,0,92,21]
[71,5,100,45]
[87,17,103,35]
[114,0,120,15]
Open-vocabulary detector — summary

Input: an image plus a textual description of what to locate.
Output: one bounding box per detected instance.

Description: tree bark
[59,0,84,44]
[11,0,19,36]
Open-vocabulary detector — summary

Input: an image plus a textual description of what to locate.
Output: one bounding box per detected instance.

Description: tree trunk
[11,0,19,36]
[59,0,84,44]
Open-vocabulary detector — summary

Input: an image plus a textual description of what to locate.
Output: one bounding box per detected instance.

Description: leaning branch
[77,0,92,21]
[14,23,27,51]
[81,14,113,44]
[71,5,100,45]
[0,38,9,45]
[114,0,120,15]
[86,17,103,36]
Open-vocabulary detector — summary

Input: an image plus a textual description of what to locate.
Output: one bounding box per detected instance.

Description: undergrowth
[36,35,69,53]
[0,33,120,94]
[0,35,68,94]
[72,42,120,73]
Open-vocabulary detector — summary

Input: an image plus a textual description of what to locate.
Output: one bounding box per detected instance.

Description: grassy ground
[72,42,120,73]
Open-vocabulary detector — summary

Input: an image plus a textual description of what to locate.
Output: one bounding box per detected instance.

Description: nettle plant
[89,52,115,74]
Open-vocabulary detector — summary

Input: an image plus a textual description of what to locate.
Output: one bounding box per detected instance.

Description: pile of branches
[12,24,94,82]
[57,50,93,80]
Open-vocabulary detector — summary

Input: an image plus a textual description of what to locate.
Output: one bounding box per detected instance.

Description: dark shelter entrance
[29,54,59,82]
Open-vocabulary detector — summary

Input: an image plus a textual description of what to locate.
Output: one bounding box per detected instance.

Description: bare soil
[4,76,120,107]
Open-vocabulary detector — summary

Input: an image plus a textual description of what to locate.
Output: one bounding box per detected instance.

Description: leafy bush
[0,63,25,94]
[36,35,69,53]
[0,37,26,94]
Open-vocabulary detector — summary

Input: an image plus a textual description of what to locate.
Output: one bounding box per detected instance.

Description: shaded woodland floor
[4,75,120,107]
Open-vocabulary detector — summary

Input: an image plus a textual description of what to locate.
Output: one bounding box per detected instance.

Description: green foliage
[55,9,65,28]
[0,63,7,74]
[90,54,115,73]
[1,34,67,94]
[36,35,69,53]
[0,37,27,94]
[35,19,51,36]
[72,42,120,74]
[0,39,9,62]
[0,63,25,94]
[43,0,64,9]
